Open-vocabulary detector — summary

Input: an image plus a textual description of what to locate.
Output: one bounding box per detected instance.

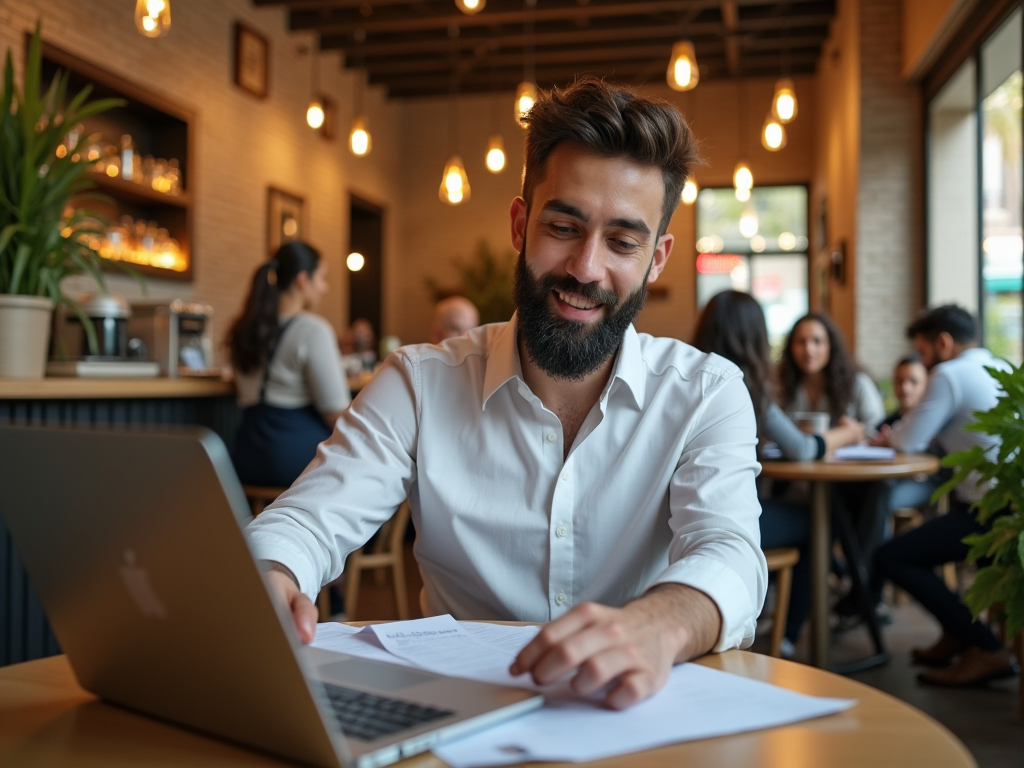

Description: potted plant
[936,360,1024,720]
[0,23,123,377]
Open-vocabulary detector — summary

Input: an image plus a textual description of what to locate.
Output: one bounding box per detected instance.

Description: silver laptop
[0,425,542,768]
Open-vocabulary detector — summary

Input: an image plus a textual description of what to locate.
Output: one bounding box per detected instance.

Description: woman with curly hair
[779,313,885,428]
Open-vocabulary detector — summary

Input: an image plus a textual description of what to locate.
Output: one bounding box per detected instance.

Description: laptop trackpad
[320,660,436,692]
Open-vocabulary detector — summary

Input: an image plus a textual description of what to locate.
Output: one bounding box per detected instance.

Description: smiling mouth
[554,290,601,311]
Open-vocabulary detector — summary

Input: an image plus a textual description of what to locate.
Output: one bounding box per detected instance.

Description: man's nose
[565,235,604,285]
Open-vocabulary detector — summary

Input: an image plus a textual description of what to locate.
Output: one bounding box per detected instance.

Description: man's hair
[906,305,977,344]
[895,353,922,368]
[520,77,700,238]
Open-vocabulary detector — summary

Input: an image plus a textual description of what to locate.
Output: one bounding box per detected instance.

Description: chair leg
[392,549,408,621]
[317,586,331,622]
[345,560,363,621]
[770,565,793,658]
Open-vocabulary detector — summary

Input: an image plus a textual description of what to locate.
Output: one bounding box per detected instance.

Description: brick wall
[856,0,922,377]
[0,0,402,364]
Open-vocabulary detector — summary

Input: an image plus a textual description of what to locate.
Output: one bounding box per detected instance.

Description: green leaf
[1018,530,1024,571]
[963,565,1012,620]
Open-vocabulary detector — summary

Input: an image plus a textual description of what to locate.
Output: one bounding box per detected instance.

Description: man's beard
[512,250,649,381]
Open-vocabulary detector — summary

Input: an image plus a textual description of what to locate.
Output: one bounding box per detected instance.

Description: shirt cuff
[813,434,826,460]
[246,530,323,601]
[647,556,758,652]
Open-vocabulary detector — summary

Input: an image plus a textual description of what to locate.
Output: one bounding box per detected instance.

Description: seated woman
[228,241,350,488]
[692,291,864,657]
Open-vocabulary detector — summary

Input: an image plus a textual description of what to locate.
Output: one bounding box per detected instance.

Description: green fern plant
[0,23,126,347]
[427,240,517,325]
[935,361,1024,638]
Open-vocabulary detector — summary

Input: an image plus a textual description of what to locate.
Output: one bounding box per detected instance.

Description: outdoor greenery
[427,240,517,325]
[0,23,123,339]
[936,361,1024,638]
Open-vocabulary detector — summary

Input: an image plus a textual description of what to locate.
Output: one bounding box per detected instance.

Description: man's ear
[510,197,528,252]
[647,233,674,284]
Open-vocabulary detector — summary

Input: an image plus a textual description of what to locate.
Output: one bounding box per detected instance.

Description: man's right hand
[263,564,318,644]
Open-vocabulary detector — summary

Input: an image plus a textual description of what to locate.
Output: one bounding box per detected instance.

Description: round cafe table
[0,649,975,768]
[759,453,941,670]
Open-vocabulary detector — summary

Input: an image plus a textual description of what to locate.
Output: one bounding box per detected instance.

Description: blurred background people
[430,296,480,344]
[880,354,930,430]
[228,242,350,487]
[780,313,886,429]
[692,291,865,657]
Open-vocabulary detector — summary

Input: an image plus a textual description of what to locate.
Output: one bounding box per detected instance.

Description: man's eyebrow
[542,200,652,237]
[608,217,651,236]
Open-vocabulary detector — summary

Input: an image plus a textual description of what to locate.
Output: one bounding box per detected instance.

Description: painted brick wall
[0,0,402,364]
[856,0,922,378]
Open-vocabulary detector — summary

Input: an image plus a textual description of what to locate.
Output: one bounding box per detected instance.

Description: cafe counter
[0,376,241,670]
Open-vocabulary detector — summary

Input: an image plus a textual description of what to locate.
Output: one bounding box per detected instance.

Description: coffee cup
[794,411,831,435]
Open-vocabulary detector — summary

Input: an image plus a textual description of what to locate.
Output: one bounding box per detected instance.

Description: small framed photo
[267,187,305,256]
[234,22,269,99]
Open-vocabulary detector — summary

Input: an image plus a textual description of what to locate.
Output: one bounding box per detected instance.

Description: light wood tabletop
[0,651,975,768]
[759,453,942,669]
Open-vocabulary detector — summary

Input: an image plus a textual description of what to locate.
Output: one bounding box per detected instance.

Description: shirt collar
[482,314,646,411]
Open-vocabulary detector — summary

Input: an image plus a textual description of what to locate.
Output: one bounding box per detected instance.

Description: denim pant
[873,501,1002,651]
[759,498,811,644]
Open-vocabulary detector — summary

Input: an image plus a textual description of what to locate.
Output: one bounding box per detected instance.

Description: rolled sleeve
[648,373,767,651]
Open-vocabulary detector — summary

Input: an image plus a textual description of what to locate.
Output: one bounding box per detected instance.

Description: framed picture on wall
[234,22,269,98]
[267,187,305,256]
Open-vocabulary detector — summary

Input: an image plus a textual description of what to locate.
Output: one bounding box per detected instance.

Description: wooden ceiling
[254,0,837,99]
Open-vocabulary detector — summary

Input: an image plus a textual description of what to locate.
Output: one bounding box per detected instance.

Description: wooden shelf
[89,172,189,208]
[0,377,234,400]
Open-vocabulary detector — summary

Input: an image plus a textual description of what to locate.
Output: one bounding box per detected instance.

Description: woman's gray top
[762,402,825,461]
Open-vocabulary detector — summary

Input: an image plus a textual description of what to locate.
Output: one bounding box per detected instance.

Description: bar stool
[345,502,412,621]
[243,484,332,621]
[764,547,800,658]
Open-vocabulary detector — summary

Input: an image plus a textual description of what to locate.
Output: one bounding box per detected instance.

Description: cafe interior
[1,1,1023,766]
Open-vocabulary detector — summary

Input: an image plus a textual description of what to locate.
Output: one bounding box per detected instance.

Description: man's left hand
[509,584,721,709]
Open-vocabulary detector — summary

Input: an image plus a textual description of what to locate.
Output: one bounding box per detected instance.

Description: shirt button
[555,592,567,605]
[555,524,568,538]
[561,470,570,482]
[546,432,557,443]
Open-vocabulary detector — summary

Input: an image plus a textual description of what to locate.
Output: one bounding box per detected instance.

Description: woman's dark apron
[233,318,333,487]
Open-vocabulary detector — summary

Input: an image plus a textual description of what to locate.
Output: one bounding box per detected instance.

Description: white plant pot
[0,295,55,378]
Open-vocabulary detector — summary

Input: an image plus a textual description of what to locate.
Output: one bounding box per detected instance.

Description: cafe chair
[243,484,333,622]
[764,547,800,658]
[345,502,412,621]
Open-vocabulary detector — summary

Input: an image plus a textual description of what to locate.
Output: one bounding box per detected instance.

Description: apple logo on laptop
[119,549,168,619]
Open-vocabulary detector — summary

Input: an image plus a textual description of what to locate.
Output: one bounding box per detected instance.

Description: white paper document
[831,445,898,461]
[311,618,855,767]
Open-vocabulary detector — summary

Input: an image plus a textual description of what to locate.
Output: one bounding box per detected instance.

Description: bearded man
[248,78,766,709]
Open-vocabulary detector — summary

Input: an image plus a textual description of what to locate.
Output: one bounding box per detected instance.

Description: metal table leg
[810,480,831,669]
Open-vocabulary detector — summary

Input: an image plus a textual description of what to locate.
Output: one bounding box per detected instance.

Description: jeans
[759,499,811,644]
[873,501,1002,651]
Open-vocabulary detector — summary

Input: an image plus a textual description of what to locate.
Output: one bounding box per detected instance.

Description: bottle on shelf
[120,134,135,181]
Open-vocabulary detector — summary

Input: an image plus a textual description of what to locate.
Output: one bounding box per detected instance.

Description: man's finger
[291,592,318,644]
[605,669,661,710]
[569,646,640,696]
[510,602,605,675]
[528,620,629,685]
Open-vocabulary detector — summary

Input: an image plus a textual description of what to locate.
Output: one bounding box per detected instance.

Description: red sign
[696,253,744,275]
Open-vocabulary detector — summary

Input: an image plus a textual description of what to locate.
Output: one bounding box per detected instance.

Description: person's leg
[874,503,1001,651]
[759,499,811,647]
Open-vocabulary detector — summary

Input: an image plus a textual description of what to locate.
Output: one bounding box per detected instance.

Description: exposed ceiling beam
[721,1,740,75]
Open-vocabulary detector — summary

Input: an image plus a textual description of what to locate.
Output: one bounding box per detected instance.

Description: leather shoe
[917,646,1020,687]
[911,633,967,668]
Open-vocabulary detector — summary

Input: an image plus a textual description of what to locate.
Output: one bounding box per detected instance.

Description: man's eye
[611,239,640,252]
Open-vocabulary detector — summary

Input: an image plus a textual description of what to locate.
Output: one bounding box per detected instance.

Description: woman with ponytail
[229,241,350,487]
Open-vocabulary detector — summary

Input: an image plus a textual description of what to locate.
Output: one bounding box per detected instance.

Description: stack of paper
[831,445,898,461]
[311,616,855,767]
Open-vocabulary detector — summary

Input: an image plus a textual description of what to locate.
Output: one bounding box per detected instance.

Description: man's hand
[869,424,892,447]
[262,562,318,644]
[509,584,721,709]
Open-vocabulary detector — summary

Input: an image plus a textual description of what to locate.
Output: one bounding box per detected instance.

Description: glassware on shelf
[166,158,180,194]
[120,134,136,181]
[97,215,186,272]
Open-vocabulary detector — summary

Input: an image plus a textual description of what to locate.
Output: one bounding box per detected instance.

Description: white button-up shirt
[246,317,766,651]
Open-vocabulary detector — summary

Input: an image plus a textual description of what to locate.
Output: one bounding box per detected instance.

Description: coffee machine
[126,299,215,377]
[48,293,160,377]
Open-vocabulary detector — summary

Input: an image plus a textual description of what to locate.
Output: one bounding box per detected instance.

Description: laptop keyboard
[322,683,454,742]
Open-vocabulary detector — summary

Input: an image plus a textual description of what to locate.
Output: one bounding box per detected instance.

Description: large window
[927,6,1022,363]
[696,185,809,349]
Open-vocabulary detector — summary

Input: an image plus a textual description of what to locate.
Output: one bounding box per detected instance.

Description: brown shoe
[911,633,968,667]
[917,646,1020,687]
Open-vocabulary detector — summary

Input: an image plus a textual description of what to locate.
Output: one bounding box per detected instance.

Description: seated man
[247,78,766,709]
[430,295,480,343]
[872,305,1019,686]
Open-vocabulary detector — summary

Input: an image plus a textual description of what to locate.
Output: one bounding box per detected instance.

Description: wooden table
[760,454,941,670]
[0,651,975,768]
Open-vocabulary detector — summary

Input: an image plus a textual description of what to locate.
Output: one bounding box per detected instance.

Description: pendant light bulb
[761,114,787,151]
[735,186,751,202]
[515,82,538,124]
[455,0,486,14]
[739,205,759,239]
[772,78,798,123]
[135,0,171,38]
[439,155,470,205]
[306,98,325,129]
[666,40,699,92]
[349,115,372,156]
[485,134,506,173]
[681,178,698,205]
[733,160,753,192]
